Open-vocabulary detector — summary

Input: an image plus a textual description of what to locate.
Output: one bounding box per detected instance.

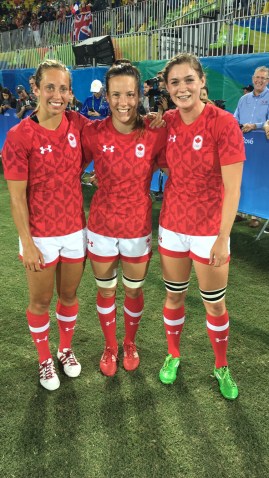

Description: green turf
[1,167,269,478]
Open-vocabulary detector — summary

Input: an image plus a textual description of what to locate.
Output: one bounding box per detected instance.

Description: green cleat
[214,366,239,400]
[159,354,180,384]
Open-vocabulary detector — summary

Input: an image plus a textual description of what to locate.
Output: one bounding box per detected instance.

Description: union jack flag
[73,12,92,42]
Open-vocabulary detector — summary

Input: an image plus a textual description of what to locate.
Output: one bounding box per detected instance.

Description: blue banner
[239,131,269,219]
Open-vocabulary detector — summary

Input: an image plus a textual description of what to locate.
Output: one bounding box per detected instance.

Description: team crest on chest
[68,133,77,148]
[192,135,203,150]
[135,143,145,158]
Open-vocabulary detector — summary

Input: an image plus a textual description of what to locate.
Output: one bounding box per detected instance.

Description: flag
[73,12,92,42]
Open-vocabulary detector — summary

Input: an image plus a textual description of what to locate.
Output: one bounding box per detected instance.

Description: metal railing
[0,0,268,68]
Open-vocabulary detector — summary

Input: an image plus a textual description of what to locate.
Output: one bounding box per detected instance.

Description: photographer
[0,87,16,114]
[16,85,37,119]
[146,74,175,113]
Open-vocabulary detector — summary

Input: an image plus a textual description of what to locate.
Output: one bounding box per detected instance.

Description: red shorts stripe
[158,246,189,258]
[87,250,120,263]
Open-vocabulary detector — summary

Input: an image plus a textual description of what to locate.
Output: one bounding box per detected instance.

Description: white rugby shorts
[158,226,230,264]
[87,229,152,263]
[19,228,87,267]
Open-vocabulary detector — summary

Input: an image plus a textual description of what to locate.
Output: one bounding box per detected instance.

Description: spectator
[30,13,41,46]
[16,84,37,119]
[29,74,38,103]
[234,66,269,228]
[200,85,215,105]
[81,79,109,120]
[242,84,254,95]
[0,87,17,114]
[67,91,83,112]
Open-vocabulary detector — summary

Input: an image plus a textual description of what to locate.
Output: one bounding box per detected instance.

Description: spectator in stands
[0,87,17,114]
[234,66,269,228]
[81,79,109,120]
[91,0,108,12]
[16,84,37,119]
[30,12,41,46]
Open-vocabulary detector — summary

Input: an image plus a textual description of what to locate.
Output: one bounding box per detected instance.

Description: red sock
[206,311,229,368]
[56,300,78,352]
[123,292,144,345]
[163,306,185,358]
[97,292,117,351]
[26,309,51,363]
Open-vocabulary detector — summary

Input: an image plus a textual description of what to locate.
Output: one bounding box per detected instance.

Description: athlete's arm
[6,180,45,272]
[209,161,244,267]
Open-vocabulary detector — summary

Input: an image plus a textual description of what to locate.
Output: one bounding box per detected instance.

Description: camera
[146,77,172,111]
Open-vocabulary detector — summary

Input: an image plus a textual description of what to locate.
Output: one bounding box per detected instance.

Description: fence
[0,0,269,69]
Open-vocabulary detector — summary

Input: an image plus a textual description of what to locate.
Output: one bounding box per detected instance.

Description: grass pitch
[1,168,269,478]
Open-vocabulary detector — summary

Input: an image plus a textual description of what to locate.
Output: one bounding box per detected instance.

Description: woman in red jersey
[2,60,90,391]
[158,54,245,400]
[82,64,167,377]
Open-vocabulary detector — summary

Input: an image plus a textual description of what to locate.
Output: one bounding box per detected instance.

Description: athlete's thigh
[193,260,229,291]
[26,265,57,304]
[56,261,85,297]
[121,260,149,280]
[160,254,192,282]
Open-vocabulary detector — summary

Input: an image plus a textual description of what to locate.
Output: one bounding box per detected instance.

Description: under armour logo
[103,145,115,152]
[168,135,176,142]
[158,235,162,243]
[215,336,228,342]
[40,145,52,154]
[167,330,180,335]
[36,336,48,343]
[65,326,76,331]
[130,320,140,326]
[105,318,116,326]
[87,239,94,247]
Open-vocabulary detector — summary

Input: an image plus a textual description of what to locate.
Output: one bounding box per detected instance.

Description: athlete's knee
[29,295,52,315]
[58,291,77,306]
[200,286,227,315]
[124,286,143,299]
[98,287,116,299]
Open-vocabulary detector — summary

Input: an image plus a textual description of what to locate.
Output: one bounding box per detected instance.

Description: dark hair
[163,53,205,84]
[35,59,71,89]
[2,87,12,97]
[201,85,209,94]
[106,64,144,132]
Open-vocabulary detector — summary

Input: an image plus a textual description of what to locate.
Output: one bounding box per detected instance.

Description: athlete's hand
[88,171,98,187]
[209,236,229,267]
[147,112,166,129]
[22,243,45,272]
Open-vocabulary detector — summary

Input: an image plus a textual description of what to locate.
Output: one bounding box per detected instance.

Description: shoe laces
[61,349,78,366]
[124,342,137,357]
[102,347,117,363]
[220,366,237,387]
[40,359,55,380]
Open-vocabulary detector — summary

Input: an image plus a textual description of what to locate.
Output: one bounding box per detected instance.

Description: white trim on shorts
[87,229,152,263]
[158,225,230,264]
[19,228,87,268]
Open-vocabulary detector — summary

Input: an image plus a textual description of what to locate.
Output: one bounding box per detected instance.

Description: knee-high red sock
[123,292,144,345]
[206,311,229,368]
[163,306,185,358]
[97,292,117,351]
[56,300,78,352]
[26,309,51,363]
